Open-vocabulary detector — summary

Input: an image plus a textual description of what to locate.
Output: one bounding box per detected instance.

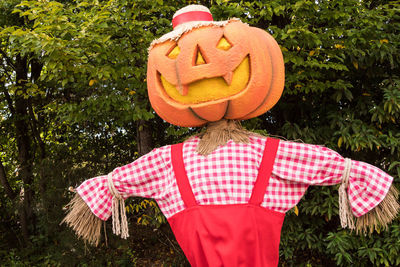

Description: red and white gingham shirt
[76,136,393,221]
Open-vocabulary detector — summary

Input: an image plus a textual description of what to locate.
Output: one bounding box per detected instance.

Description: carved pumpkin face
[147,20,284,127]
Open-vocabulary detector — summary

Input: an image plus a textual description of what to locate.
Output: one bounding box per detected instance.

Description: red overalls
[168,138,285,267]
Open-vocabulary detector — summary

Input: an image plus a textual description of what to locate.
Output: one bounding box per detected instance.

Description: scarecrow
[62,5,399,267]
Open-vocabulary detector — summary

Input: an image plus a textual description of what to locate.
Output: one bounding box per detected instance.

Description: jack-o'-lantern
[147,10,285,127]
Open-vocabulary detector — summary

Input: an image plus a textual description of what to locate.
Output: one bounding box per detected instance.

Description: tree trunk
[14,54,35,244]
[0,159,16,200]
[29,58,49,211]
[137,119,153,156]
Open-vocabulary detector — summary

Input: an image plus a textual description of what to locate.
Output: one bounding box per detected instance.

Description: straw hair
[149,19,239,51]
[61,193,102,246]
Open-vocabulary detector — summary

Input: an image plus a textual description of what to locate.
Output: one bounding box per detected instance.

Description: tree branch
[0,158,16,200]
[30,57,43,83]
[28,98,46,159]
[0,48,17,71]
[1,87,16,116]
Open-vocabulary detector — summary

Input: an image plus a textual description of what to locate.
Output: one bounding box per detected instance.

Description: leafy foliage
[0,0,399,266]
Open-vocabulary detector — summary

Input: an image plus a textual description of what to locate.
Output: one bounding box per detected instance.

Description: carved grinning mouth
[158,56,250,104]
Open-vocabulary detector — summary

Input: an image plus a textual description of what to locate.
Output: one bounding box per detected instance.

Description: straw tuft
[61,193,102,246]
[354,185,400,234]
[195,119,261,155]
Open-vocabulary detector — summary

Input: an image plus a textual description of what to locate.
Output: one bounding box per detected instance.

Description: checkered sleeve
[75,175,111,220]
[75,146,170,221]
[276,140,394,217]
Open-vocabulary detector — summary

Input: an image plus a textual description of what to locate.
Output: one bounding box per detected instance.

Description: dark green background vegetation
[1,0,399,266]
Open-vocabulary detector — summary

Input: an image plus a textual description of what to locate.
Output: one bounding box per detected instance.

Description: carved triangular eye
[196,50,206,65]
[217,36,232,50]
[167,45,180,59]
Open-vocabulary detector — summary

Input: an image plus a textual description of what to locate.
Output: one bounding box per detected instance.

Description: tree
[0,0,42,243]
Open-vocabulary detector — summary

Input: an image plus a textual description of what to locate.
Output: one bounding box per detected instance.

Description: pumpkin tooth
[222,71,234,85]
[178,84,189,96]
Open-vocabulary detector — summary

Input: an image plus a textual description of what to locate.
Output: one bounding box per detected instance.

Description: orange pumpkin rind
[147,12,285,127]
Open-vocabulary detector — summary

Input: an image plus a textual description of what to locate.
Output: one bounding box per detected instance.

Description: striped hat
[149,5,240,50]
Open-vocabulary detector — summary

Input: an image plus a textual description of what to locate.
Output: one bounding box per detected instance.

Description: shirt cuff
[347,160,393,217]
[76,175,113,221]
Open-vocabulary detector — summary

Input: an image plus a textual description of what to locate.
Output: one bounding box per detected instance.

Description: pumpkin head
[147,6,284,127]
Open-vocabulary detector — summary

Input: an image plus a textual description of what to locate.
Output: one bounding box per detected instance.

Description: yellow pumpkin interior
[196,50,206,65]
[216,37,232,51]
[167,45,180,59]
[160,56,249,104]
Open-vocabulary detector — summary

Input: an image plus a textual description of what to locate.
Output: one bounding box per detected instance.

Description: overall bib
[168,138,285,267]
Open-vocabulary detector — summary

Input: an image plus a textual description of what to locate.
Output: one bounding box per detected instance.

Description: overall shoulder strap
[249,138,280,205]
[171,143,197,208]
